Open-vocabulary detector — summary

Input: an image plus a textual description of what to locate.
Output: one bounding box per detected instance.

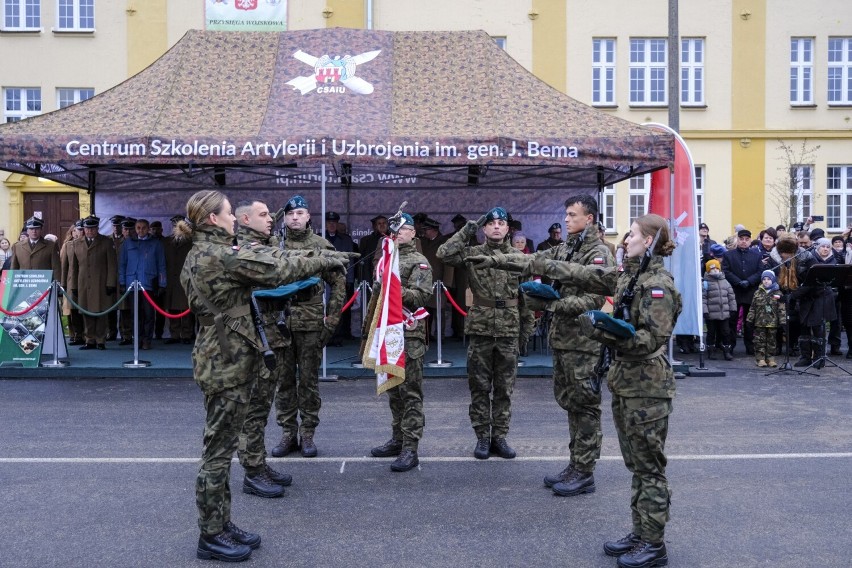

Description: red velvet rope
[340,289,360,314]
[140,288,191,319]
[0,286,51,316]
[442,285,467,317]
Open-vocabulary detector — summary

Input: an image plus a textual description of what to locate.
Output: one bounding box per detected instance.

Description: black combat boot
[603,532,641,557]
[270,431,299,457]
[489,437,516,459]
[473,437,490,460]
[794,337,813,367]
[543,464,574,488]
[197,531,253,562]
[706,347,716,360]
[552,470,595,496]
[243,470,285,498]
[390,448,419,472]
[263,464,292,486]
[721,344,733,361]
[371,438,403,457]
[223,521,261,549]
[616,539,668,568]
[300,432,318,458]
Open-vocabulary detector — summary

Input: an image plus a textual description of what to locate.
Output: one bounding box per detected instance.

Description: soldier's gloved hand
[318,322,337,347]
[577,311,596,337]
[475,214,489,228]
[321,258,347,273]
[105,286,116,296]
[346,252,361,262]
[465,254,497,269]
[518,337,529,357]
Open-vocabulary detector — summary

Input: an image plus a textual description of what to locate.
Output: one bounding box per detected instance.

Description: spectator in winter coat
[746,270,786,368]
[722,229,763,355]
[702,259,736,360]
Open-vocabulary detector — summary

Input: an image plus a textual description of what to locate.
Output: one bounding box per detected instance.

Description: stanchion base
[517,360,526,367]
[350,362,364,368]
[41,360,70,368]
[123,360,151,368]
[426,361,453,368]
[319,375,339,382]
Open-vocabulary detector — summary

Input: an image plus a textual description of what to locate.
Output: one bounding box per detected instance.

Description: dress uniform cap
[370,215,388,224]
[549,223,561,232]
[110,215,125,226]
[423,218,440,230]
[74,219,84,229]
[24,216,44,229]
[325,211,340,221]
[169,214,184,225]
[82,215,100,228]
[699,222,709,230]
[121,218,137,229]
[484,207,508,222]
[451,214,467,224]
[284,195,309,213]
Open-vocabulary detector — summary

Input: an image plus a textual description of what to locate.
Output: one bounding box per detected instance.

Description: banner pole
[351,280,368,368]
[319,163,338,382]
[124,281,150,368]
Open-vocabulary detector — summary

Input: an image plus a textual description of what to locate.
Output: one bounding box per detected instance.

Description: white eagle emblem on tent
[286,49,381,95]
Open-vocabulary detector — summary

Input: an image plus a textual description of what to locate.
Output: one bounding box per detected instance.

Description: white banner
[205,0,287,32]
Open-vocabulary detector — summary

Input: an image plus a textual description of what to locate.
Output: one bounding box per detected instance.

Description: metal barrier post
[351,280,369,368]
[124,281,150,368]
[319,283,337,382]
[427,280,452,368]
[41,280,69,368]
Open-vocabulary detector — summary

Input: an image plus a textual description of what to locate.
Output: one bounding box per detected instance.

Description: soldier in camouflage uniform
[177,190,345,562]
[437,207,534,460]
[528,214,682,568]
[370,213,434,472]
[232,200,293,499]
[270,195,347,458]
[746,270,786,367]
[528,195,613,496]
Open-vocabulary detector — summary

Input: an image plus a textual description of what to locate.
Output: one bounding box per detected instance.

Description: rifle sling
[613,345,666,362]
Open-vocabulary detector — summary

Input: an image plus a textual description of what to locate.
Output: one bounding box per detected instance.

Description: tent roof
[0,28,672,191]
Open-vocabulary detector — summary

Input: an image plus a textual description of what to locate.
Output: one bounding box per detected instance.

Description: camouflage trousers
[387,339,426,451]
[238,349,285,472]
[611,394,673,543]
[467,335,518,439]
[753,326,777,360]
[197,379,255,536]
[275,330,322,436]
[552,349,602,473]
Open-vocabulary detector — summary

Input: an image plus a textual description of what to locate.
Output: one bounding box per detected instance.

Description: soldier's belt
[613,345,666,362]
[472,296,518,308]
[197,304,252,363]
[291,295,323,305]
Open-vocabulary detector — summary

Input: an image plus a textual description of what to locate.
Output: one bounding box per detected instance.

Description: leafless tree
[768,139,821,229]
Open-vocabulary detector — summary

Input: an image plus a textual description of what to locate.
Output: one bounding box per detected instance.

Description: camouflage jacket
[438,221,534,340]
[236,226,290,350]
[180,226,335,396]
[530,230,613,352]
[533,255,682,398]
[282,227,346,332]
[746,285,786,328]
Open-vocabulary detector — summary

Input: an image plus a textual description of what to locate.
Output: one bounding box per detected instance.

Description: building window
[56,0,93,31]
[630,38,667,105]
[592,38,616,106]
[3,0,40,29]
[628,174,650,224]
[601,184,616,232]
[694,165,705,223]
[57,87,93,109]
[492,36,506,50]
[4,87,41,122]
[790,165,813,224]
[828,37,852,105]
[680,38,704,106]
[827,165,852,230]
[790,38,814,105]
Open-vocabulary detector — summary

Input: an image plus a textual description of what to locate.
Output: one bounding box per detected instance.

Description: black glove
[105,286,116,296]
[738,280,750,289]
[519,338,529,357]
[475,214,489,228]
[318,323,336,347]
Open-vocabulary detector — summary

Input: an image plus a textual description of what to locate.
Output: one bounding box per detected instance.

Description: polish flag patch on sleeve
[419,263,428,270]
[651,288,665,298]
[592,257,605,264]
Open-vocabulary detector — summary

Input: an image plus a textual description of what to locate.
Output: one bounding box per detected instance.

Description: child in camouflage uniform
[746,270,787,367]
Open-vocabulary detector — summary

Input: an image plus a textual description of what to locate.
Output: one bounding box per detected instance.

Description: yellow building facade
[2,0,850,241]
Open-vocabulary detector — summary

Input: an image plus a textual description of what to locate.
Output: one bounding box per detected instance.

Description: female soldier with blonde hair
[176,190,345,562]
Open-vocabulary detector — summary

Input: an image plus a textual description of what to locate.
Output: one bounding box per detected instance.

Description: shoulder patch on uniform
[592,256,604,264]
[419,263,428,270]
[231,245,241,251]
[651,288,665,298]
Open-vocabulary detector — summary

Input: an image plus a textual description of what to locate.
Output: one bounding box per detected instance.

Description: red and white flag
[363,236,406,394]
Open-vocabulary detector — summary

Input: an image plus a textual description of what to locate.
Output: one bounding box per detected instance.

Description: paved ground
[1,360,850,567]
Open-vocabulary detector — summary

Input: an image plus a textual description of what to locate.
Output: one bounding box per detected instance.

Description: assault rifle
[591,227,662,393]
[249,295,278,372]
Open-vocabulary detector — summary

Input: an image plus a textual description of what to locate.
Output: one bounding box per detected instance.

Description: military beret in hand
[581,310,636,339]
[520,281,561,301]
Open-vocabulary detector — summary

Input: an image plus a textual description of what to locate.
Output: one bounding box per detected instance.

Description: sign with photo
[0,270,52,368]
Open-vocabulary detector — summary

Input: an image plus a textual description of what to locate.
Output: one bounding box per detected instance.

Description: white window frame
[790,37,814,105]
[826,165,852,230]
[600,184,616,232]
[630,38,667,105]
[3,0,40,30]
[790,165,813,223]
[4,87,41,122]
[680,38,704,106]
[827,37,852,105]
[57,87,93,109]
[694,165,705,223]
[628,173,650,225]
[56,0,93,31]
[592,38,616,106]
[492,36,506,51]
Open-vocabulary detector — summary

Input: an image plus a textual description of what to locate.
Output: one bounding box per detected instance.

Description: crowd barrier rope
[340,288,360,314]
[441,282,468,317]
[140,288,191,319]
[0,286,51,317]
[59,285,133,317]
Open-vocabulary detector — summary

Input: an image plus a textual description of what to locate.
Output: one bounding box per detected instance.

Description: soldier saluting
[177,190,345,562]
[437,207,534,460]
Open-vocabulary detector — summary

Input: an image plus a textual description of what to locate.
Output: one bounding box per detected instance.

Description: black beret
[809,228,825,240]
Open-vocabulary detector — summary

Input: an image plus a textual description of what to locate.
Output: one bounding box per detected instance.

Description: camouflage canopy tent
[0,28,673,235]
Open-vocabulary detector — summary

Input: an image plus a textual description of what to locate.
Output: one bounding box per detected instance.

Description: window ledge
[628,104,668,109]
[0,28,43,34]
[51,28,96,35]
[790,104,817,109]
[592,105,619,110]
[827,104,852,109]
[681,104,707,110]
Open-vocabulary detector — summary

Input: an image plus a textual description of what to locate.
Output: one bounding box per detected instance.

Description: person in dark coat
[722,229,763,355]
[698,222,717,273]
[790,238,837,368]
[357,215,388,283]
